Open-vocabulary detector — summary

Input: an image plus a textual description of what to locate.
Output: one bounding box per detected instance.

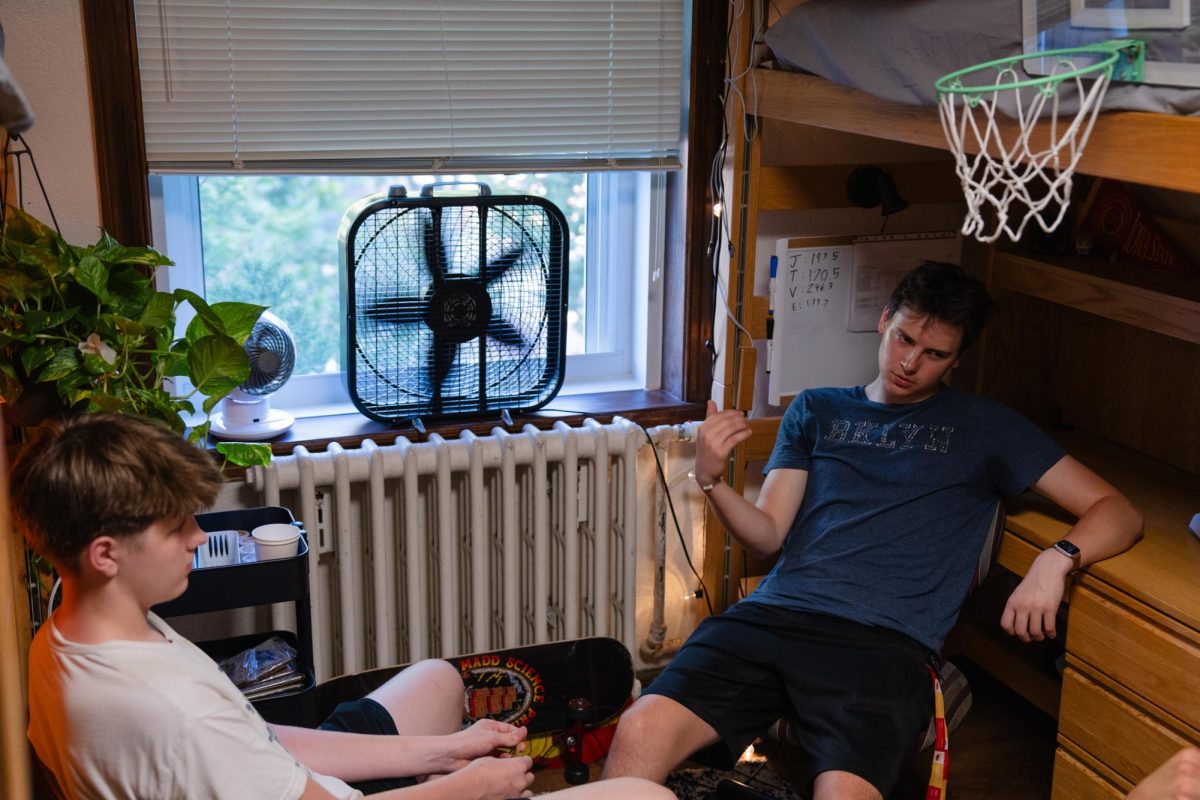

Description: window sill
[212,389,704,474]
[278,376,650,422]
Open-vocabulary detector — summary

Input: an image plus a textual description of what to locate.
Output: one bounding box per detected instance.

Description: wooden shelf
[992,251,1200,345]
[1004,429,1200,632]
[752,68,1200,194]
[757,162,961,211]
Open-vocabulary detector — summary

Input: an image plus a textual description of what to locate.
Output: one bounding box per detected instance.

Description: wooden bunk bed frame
[753,68,1200,194]
[708,10,1200,797]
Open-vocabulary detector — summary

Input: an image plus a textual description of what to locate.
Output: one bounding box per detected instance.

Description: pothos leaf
[188,333,250,407]
[0,268,35,303]
[88,393,128,413]
[76,255,110,300]
[187,420,212,445]
[186,302,268,347]
[211,302,268,346]
[38,347,81,382]
[139,291,177,330]
[116,246,173,268]
[215,442,273,467]
[175,288,226,337]
[23,308,78,332]
[19,344,55,376]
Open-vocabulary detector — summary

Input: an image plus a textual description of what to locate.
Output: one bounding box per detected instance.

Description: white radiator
[245,417,683,682]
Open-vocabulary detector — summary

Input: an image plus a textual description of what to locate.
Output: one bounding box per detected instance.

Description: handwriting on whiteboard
[768,240,855,405]
[786,249,843,312]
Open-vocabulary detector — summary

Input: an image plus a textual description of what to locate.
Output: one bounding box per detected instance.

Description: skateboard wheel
[567,697,593,721]
[565,764,590,785]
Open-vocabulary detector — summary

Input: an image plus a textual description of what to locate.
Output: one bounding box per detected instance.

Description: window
[151,170,665,415]
[135,0,682,416]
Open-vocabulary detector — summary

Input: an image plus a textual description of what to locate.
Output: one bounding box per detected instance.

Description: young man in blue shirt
[603,261,1143,799]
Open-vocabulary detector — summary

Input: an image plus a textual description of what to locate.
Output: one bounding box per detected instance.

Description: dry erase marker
[766,255,777,375]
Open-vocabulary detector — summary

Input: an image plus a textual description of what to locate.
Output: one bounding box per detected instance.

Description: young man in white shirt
[11,413,673,800]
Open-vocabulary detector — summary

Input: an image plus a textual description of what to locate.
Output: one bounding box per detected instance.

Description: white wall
[2,0,101,244]
[1,8,97,796]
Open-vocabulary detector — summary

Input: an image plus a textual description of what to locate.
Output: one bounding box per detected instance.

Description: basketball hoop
[935,40,1144,244]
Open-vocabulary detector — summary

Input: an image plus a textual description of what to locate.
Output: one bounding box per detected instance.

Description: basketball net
[936,41,1144,244]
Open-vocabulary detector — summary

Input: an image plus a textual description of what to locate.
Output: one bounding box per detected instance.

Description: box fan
[340,183,569,425]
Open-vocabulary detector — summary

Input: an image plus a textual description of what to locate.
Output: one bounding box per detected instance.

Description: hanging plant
[0,206,271,465]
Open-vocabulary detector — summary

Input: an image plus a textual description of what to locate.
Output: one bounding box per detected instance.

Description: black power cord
[639,425,714,617]
[504,413,715,616]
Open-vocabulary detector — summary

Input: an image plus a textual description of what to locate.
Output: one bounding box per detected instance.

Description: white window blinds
[134,1,685,174]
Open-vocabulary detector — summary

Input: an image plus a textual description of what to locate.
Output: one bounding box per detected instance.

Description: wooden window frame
[80,1,721,406]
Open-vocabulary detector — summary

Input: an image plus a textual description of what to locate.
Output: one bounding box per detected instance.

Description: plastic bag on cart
[218,635,302,698]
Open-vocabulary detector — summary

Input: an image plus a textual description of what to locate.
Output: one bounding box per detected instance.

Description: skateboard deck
[452,637,632,734]
[314,637,635,765]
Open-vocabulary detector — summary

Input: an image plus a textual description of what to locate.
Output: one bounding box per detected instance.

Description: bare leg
[366,658,464,736]
[812,770,882,800]
[601,694,720,784]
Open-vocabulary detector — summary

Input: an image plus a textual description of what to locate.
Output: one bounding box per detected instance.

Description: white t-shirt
[27,611,362,800]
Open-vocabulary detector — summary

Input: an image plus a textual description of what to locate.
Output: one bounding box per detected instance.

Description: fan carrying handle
[419,181,492,198]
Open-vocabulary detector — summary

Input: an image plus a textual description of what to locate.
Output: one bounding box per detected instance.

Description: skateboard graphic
[315,637,636,783]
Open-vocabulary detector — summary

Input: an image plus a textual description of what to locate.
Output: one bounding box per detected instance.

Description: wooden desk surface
[1004,429,1200,632]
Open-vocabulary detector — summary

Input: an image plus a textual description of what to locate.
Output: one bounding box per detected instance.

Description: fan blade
[428,334,458,394]
[488,316,530,350]
[422,214,448,284]
[362,295,425,325]
[485,244,527,284]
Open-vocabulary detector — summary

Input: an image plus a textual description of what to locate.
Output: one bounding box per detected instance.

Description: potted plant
[0,206,270,464]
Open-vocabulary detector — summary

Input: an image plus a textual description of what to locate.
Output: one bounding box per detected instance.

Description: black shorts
[318,697,419,794]
[645,601,934,796]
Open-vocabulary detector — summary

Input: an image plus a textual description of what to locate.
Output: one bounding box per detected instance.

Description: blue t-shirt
[755,385,1065,652]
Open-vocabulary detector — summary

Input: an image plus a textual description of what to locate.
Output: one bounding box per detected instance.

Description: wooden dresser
[1000,432,1200,798]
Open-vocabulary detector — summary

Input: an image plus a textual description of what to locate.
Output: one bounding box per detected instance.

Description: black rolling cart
[153,506,317,726]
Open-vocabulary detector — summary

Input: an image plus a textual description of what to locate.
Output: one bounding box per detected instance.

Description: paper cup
[251,523,301,561]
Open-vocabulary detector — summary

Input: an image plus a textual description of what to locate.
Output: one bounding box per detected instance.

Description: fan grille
[347,195,568,421]
[243,320,296,395]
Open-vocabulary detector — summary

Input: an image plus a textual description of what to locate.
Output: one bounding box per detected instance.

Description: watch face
[1055,539,1080,557]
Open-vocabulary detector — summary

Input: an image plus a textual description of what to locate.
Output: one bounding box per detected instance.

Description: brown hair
[885,261,997,353]
[8,414,224,573]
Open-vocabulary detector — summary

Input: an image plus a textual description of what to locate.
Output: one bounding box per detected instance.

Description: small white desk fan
[211,311,296,441]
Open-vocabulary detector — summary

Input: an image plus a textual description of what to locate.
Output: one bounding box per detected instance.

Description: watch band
[699,476,723,495]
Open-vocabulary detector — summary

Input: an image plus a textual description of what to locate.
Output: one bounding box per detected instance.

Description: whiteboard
[767,233,961,405]
[848,234,962,331]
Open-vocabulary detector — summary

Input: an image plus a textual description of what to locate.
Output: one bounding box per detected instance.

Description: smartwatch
[1050,539,1082,570]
